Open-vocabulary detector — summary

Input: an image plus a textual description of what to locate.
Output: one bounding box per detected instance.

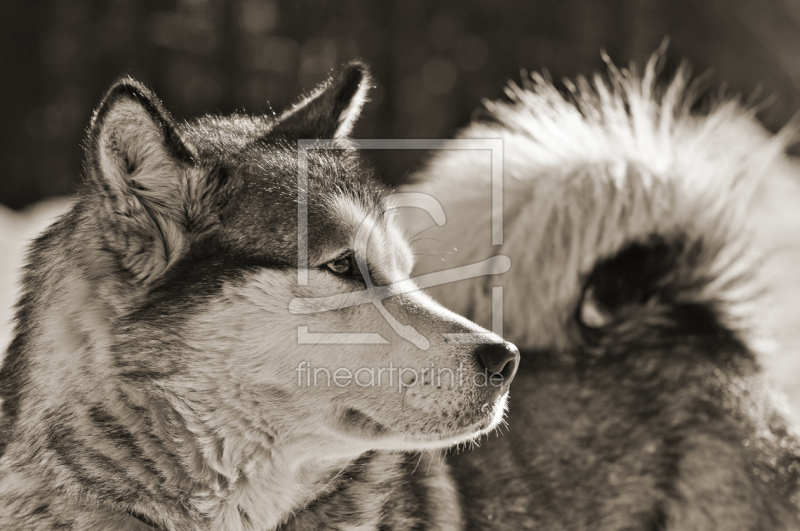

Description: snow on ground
[0,197,73,350]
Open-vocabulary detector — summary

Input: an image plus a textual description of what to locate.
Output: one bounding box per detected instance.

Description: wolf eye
[325,254,357,276]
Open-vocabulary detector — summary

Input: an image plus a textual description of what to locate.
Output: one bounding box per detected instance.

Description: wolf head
[78,64,519,454]
[1,64,519,522]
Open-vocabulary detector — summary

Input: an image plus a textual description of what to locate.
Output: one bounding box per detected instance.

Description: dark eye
[325,254,356,276]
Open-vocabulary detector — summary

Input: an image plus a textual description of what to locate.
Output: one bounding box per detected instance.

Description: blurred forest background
[2,0,800,208]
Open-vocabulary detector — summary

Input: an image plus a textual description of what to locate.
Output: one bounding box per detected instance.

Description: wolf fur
[402,54,800,529]
[0,63,520,530]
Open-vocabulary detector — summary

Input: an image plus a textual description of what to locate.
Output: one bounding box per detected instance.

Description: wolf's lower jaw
[335,392,510,452]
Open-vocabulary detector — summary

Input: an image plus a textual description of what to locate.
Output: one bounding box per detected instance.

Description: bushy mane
[409,53,794,352]
[485,51,792,211]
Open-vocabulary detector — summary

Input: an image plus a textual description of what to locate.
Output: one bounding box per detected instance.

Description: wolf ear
[273,61,372,139]
[87,78,206,284]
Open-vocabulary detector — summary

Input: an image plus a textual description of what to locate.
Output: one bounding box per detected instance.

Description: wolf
[402,55,800,529]
[0,63,520,529]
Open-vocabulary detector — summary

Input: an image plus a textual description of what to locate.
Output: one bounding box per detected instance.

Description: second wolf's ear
[273,61,372,139]
[87,78,215,284]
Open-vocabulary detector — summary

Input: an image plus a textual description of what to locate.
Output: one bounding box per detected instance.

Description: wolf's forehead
[218,147,387,265]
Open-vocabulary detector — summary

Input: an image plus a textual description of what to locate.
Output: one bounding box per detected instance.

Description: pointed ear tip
[340,60,373,88]
[93,76,179,135]
[90,76,192,162]
[103,76,157,105]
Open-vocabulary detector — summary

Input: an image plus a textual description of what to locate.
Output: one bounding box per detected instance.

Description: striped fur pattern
[402,54,800,529]
[0,63,518,530]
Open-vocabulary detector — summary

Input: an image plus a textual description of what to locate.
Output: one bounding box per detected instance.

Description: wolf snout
[475,342,519,385]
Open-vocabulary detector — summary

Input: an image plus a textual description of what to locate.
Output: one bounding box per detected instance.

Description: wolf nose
[476,342,520,384]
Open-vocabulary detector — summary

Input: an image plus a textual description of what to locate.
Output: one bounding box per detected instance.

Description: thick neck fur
[0,205,434,530]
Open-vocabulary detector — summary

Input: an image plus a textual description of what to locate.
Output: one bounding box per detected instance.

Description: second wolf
[404,56,800,529]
